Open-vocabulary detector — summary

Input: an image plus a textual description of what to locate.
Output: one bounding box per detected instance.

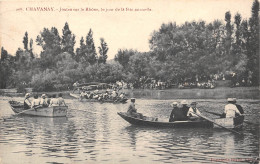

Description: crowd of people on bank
[127,97,244,122]
[24,93,66,109]
[79,89,126,102]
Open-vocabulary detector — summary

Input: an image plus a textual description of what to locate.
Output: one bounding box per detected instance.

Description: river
[0,97,259,164]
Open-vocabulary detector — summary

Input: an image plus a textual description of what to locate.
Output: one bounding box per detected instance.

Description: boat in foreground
[9,101,68,117]
[70,93,128,103]
[117,112,243,129]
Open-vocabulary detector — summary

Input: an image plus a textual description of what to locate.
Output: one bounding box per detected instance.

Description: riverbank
[0,86,259,99]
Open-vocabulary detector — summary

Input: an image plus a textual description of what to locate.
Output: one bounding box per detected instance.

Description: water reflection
[0,98,259,163]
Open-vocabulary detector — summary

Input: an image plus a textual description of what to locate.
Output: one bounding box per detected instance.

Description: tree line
[0,0,259,92]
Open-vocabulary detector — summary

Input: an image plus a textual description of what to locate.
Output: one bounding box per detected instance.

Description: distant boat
[117,112,244,129]
[9,101,68,117]
[69,93,128,104]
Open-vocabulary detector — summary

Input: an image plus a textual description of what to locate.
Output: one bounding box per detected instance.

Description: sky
[0,0,254,59]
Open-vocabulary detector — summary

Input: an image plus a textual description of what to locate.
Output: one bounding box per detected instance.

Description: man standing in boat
[24,93,31,109]
[233,98,244,115]
[224,98,242,118]
[187,102,202,120]
[127,98,143,119]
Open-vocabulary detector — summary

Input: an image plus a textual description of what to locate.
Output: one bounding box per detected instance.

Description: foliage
[1,1,259,91]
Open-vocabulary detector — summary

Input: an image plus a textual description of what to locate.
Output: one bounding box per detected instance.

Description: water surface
[0,97,259,163]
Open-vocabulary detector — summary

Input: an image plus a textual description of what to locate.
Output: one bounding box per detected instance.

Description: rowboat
[117,112,243,129]
[9,101,68,117]
[69,93,128,103]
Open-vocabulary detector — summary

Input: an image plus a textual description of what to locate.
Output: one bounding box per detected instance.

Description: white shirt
[224,104,241,118]
[50,98,59,106]
[31,99,40,108]
[187,107,201,117]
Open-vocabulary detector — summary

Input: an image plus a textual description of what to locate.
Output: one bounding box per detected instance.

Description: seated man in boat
[49,94,59,106]
[127,98,143,119]
[224,98,242,118]
[24,93,31,109]
[58,93,66,106]
[31,95,41,108]
[187,102,202,121]
[40,94,49,107]
[169,102,179,122]
[180,100,189,120]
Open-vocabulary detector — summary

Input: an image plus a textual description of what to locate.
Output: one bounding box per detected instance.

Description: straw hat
[25,93,30,97]
[181,100,188,105]
[171,102,178,107]
[227,98,234,102]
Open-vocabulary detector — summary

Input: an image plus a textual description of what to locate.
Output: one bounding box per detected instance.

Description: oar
[205,111,258,125]
[2,108,36,121]
[191,112,242,135]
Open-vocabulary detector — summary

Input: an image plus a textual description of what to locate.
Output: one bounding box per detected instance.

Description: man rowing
[223,98,242,118]
[24,93,31,109]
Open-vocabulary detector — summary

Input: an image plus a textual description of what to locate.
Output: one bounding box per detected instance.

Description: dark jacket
[169,105,189,122]
[236,104,244,114]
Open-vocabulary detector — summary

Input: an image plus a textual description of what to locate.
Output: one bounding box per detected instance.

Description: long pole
[205,110,257,125]
[191,112,242,135]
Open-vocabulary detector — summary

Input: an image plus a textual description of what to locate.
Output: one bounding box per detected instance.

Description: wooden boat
[117,112,243,129]
[69,93,128,103]
[9,100,68,117]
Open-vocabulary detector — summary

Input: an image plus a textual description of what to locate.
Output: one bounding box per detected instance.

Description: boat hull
[214,116,244,129]
[118,112,243,129]
[9,101,68,117]
[117,112,213,128]
[70,93,128,103]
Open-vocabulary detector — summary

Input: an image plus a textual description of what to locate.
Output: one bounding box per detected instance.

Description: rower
[24,93,31,109]
[58,93,66,106]
[40,94,48,107]
[31,95,40,108]
[224,98,242,118]
[187,101,201,120]
[49,94,59,106]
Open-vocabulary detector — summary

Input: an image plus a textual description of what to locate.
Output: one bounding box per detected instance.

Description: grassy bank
[125,87,260,100]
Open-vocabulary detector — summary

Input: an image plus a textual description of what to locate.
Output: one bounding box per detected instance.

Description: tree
[85,29,97,65]
[114,49,136,69]
[224,11,232,55]
[0,47,14,88]
[98,38,108,64]
[23,32,28,50]
[234,13,242,45]
[61,22,76,55]
[247,0,259,85]
[36,27,62,69]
